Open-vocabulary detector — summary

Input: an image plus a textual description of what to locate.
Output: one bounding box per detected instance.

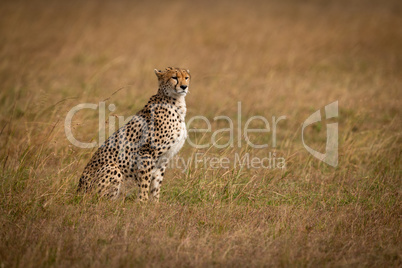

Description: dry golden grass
[0,0,401,267]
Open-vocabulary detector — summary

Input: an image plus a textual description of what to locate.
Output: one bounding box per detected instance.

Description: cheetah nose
[180,85,188,90]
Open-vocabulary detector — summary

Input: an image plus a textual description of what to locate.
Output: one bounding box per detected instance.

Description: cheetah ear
[154,69,163,78]
[186,69,190,74]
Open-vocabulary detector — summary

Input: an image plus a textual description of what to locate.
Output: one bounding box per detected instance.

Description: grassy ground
[0,0,401,267]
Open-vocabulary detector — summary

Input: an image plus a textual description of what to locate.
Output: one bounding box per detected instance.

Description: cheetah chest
[165,121,187,160]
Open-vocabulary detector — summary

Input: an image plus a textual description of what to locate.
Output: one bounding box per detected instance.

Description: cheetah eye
[185,77,189,80]
[172,77,178,80]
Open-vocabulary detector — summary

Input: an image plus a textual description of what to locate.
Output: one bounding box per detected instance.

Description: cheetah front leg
[136,154,155,202]
[150,156,169,202]
[150,163,168,202]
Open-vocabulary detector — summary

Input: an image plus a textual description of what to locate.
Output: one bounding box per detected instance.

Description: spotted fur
[78,67,191,202]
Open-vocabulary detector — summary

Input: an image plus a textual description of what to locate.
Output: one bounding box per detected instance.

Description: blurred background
[1,0,401,145]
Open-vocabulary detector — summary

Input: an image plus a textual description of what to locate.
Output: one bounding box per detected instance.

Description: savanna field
[0,0,401,267]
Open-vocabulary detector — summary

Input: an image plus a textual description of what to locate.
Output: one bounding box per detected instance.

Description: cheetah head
[154,67,191,98]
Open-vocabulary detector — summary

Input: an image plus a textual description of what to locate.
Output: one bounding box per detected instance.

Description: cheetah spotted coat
[78,67,190,202]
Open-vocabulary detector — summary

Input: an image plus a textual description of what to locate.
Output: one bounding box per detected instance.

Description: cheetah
[78,67,191,202]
